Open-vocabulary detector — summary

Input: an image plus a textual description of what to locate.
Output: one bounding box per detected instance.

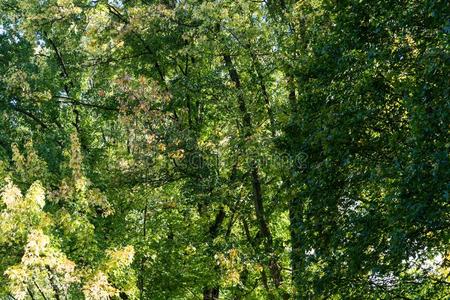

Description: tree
[0,0,448,299]
[282,0,449,298]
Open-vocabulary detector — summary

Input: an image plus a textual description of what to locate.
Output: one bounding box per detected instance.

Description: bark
[203,287,219,300]
[202,207,226,300]
[250,54,276,137]
[139,201,149,300]
[289,197,303,297]
[209,207,226,237]
[33,281,48,300]
[288,76,297,114]
[46,267,62,300]
[45,32,85,147]
[27,288,36,300]
[223,54,283,287]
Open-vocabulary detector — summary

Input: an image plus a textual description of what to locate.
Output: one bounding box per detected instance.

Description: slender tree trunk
[289,197,303,298]
[139,201,148,300]
[202,207,226,300]
[33,281,48,300]
[242,218,270,293]
[203,287,219,300]
[223,54,283,287]
[250,54,276,137]
[288,76,297,114]
[286,82,305,299]
[27,287,37,300]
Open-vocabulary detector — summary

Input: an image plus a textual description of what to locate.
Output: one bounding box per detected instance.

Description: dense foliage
[0,0,448,299]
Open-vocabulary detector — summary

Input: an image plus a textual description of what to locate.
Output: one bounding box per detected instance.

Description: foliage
[0,0,448,299]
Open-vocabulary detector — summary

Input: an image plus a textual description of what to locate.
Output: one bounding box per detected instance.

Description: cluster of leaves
[282,0,449,298]
[0,135,137,299]
[0,0,448,299]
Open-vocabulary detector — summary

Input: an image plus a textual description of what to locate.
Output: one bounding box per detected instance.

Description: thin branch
[8,293,18,300]
[46,267,62,300]
[56,98,119,112]
[33,280,49,300]
[106,4,166,83]
[26,287,36,300]
[9,104,49,129]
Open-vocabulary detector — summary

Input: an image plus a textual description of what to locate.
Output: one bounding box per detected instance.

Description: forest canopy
[0,0,448,299]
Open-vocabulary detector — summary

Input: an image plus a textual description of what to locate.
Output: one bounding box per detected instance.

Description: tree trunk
[223,54,283,287]
[203,287,219,300]
[289,197,303,298]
